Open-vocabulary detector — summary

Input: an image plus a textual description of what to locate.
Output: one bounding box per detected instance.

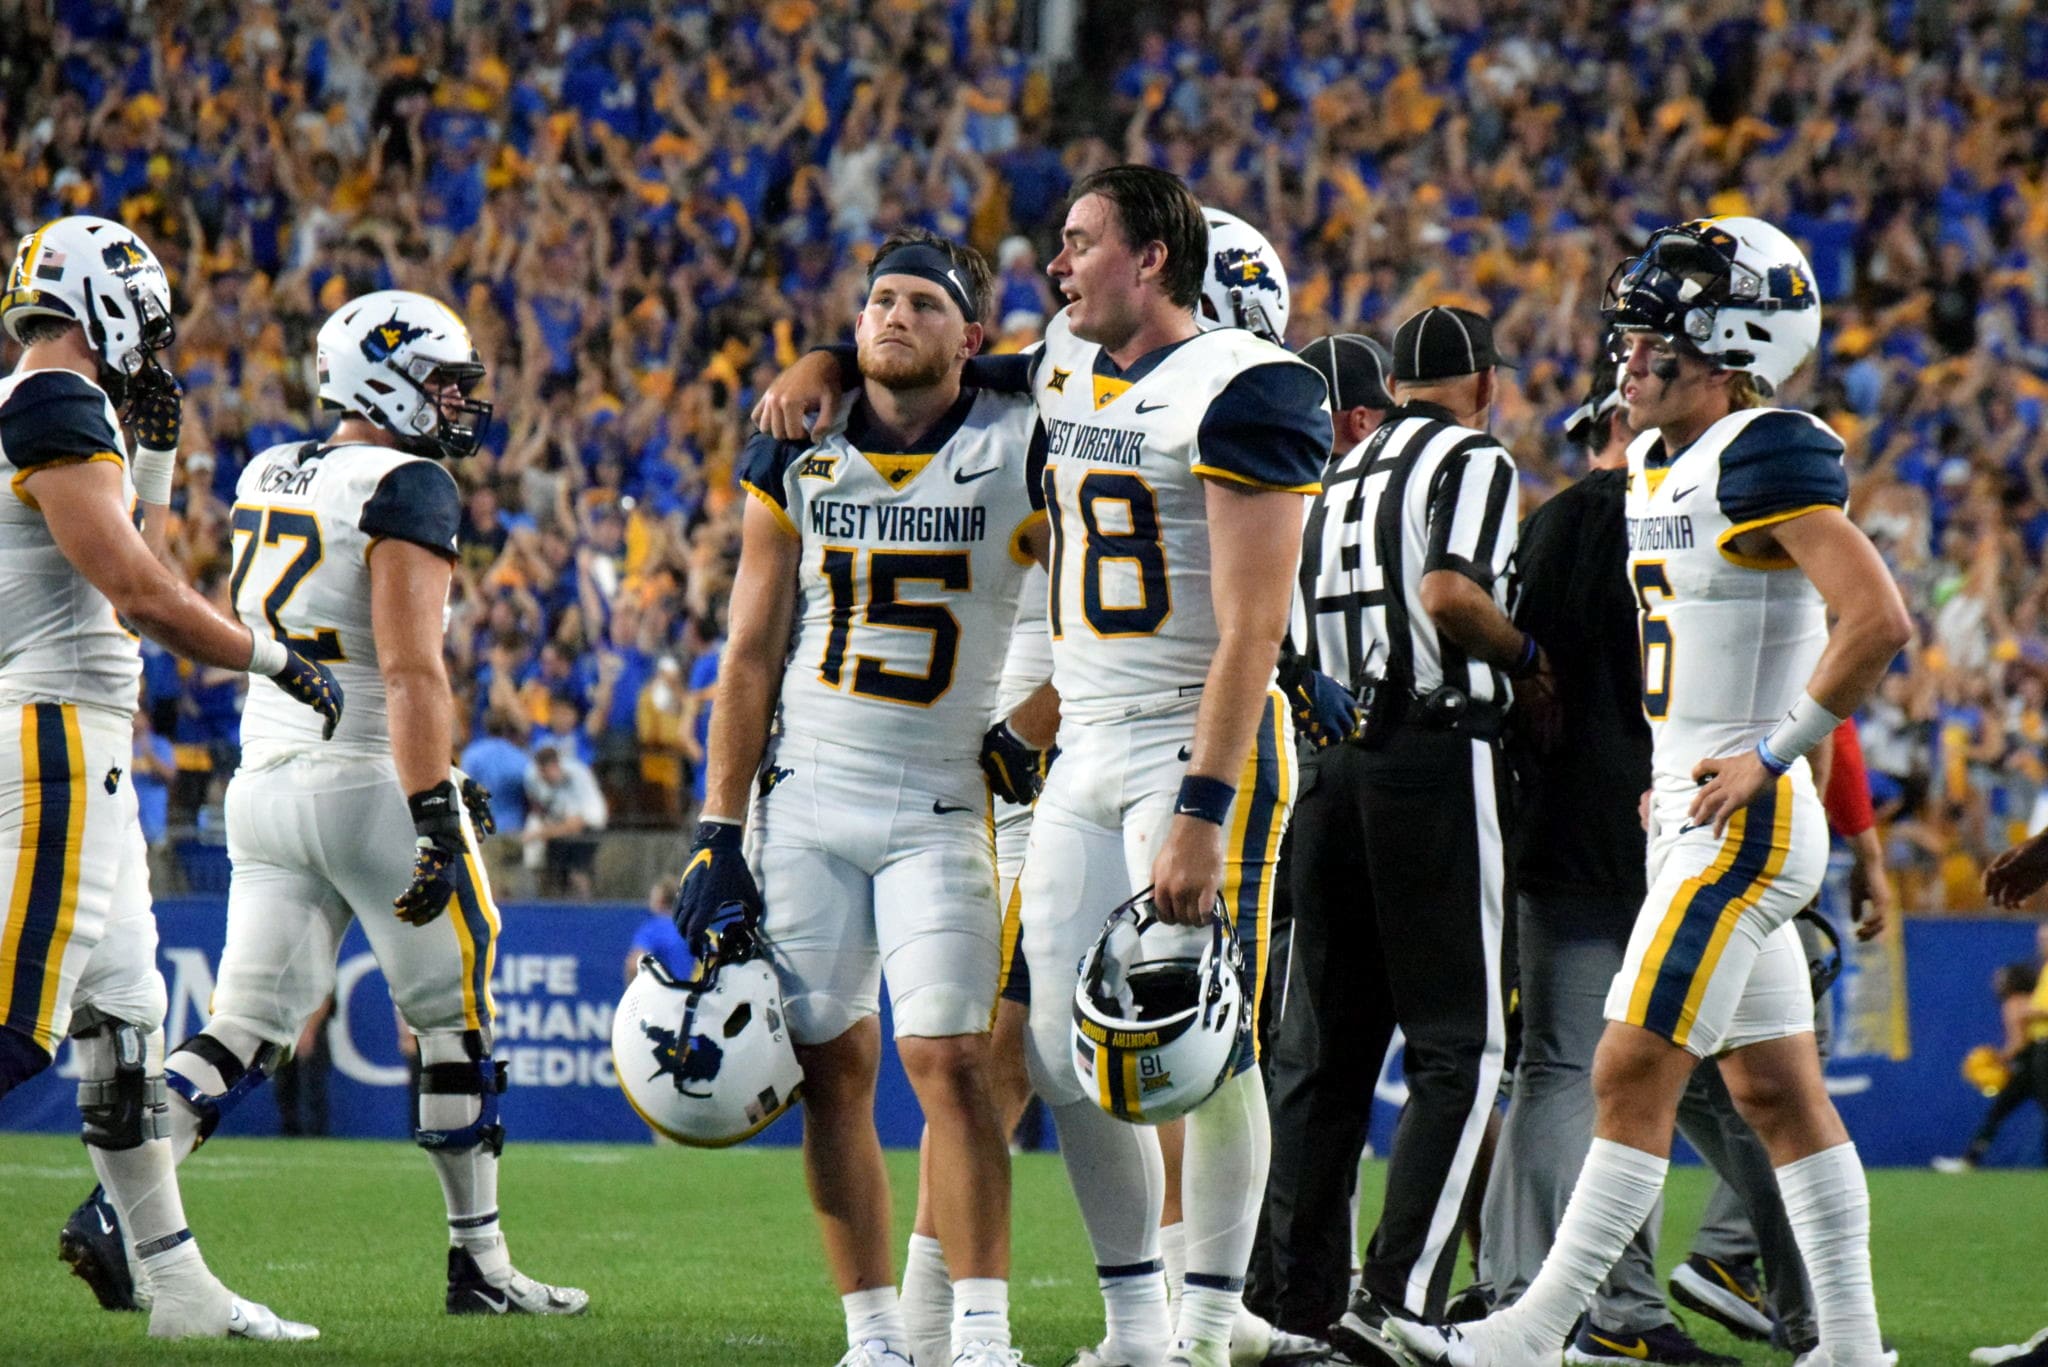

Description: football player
[1382,219,1908,1367]
[56,290,588,1320]
[675,227,1053,1367]
[2,215,337,1340]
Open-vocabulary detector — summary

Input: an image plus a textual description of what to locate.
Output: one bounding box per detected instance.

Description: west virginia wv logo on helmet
[640,1018,723,1098]
[361,312,430,363]
[1213,246,1281,297]
[99,238,151,276]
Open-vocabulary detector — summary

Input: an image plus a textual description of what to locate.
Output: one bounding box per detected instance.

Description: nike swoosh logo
[954,466,1000,484]
[1669,484,1697,503]
[96,1209,112,1234]
[1707,1261,1764,1307]
[933,800,973,815]
[472,1290,509,1314]
[1586,1334,1651,1359]
[1676,821,1704,835]
[1135,400,1168,414]
[1177,745,1191,762]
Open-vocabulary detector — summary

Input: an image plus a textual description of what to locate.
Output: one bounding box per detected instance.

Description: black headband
[867,243,979,323]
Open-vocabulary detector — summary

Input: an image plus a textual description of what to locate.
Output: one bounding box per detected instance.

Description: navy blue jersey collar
[1092,335,1197,385]
[845,386,977,455]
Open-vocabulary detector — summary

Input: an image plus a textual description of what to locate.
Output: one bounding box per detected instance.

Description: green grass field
[0,1133,2035,1365]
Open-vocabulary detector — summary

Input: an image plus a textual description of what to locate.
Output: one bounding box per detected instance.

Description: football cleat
[228,1297,321,1341]
[1667,1254,1773,1342]
[1443,1284,1493,1325]
[445,1246,589,1316]
[1973,1327,2048,1365]
[1792,1350,1899,1367]
[836,1342,914,1367]
[1378,1318,1562,1367]
[954,1343,1031,1366]
[1930,1155,1975,1174]
[150,1281,318,1341]
[1564,1321,1739,1366]
[1169,1338,1232,1367]
[1062,1346,1139,1367]
[1234,1316,1333,1365]
[58,1185,139,1312]
[1328,1288,1402,1367]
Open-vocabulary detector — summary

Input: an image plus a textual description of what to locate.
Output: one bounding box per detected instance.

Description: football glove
[123,358,182,453]
[1276,648,1361,750]
[460,776,496,836]
[979,720,1050,805]
[271,650,344,740]
[395,780,467,927]
[672,820,763,959]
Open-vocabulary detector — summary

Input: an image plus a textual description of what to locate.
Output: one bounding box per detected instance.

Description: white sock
[418,1033,504,1262]
[1231,1304,1276,1357]
[1179,1283,1240,1350]
[1775,1142,1883,1360]
[1098,1266,1171,1367]
[845,1285,909,1354]
[1493,1139,1668,1352]
[1177,1067,1268,1348]
[141,1236,229,1337]
[901,1232,952,1365]
[1160,1221,1187,1303]
[951,1277,1011,1354]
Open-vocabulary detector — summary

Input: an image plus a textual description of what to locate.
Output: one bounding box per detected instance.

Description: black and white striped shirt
[1293,401,1521,708]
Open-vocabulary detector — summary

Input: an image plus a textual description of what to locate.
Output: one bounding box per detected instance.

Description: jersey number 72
[229,506,347,662]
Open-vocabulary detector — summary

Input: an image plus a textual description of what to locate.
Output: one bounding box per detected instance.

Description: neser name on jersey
[256,461,322,497]
[1627,514,1696,551]
[1043,417,1144,467]
[809,499,991,543]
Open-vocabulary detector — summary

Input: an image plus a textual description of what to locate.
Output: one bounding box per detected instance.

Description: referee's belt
[1360,681,1507,743]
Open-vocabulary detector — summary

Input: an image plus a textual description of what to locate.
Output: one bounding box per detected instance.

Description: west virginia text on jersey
[232,440,461,756]
[0,368,141,718]
[738,387,1044,762]
[1032,312,1330,723]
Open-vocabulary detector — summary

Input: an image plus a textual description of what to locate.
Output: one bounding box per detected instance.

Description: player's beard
[858,332,955,391]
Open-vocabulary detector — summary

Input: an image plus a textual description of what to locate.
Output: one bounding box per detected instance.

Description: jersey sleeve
[736,430,805,537]
[0,370,124,473]
[1715,410,1849,528]
[1193,362,1331,493]
[960,351,1040,394]
[1423,439,1519,587]
[360,459,462,557]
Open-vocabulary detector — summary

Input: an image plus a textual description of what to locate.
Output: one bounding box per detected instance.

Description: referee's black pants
[1261,725,1512,1332]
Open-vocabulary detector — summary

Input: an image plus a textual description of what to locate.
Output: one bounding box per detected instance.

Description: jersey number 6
[1633,560,1674,721]
[229,505,347,662]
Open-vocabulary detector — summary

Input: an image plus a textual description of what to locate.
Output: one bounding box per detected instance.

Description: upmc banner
[0,898,916,1150]
[0,898,2036,1167]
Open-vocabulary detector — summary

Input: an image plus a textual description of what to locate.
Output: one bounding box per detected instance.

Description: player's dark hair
[872,226,996,328]
[1070,164,1207,310]
[10,314,78,347]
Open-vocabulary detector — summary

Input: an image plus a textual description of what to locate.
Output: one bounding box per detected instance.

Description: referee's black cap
[1297,334,1396,412]
[1391,305,1518,382]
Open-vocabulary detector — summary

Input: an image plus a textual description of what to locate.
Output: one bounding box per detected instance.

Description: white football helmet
[1200,207,1290,345]
[613,942,804,1148]
[1602,215,1820,396]
[1071,888,1249,1125]
[316,289,491,459]
[3,216,174,393]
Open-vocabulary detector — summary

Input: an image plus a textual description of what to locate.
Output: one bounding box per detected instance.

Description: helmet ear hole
[723,1002,753,1038]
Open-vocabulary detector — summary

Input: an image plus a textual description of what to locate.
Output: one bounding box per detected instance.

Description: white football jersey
[995,562,1051,717]
[740,387,1044,762]
[1032,311,1330,723]
[0,367,141,718]
[1624,406,1849,797]
[232,440,460,756]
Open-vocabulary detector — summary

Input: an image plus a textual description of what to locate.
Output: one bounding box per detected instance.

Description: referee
[1280,306,1552,1360]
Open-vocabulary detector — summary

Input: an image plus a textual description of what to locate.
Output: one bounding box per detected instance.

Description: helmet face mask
[1071,888,1249,1125]
[1601,216,1820,396]
[316,290,493,460]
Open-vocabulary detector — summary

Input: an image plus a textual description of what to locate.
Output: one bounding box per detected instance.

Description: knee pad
[75,1021,171,1151]
[164,1031,281,1147]
[414,1031,508,1156]
[0,1024,52,1097]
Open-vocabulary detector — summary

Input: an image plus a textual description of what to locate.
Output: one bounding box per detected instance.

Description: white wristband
[1762,692,1844,769]
[132,446,176,508]
[246,630,289,677]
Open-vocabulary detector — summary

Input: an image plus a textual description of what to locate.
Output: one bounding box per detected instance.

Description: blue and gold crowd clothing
[1027,311,1331,723]
[1624,406,1849,799]
[233,440,463,758]
[0,367,142,720]
[738,385,1045,763]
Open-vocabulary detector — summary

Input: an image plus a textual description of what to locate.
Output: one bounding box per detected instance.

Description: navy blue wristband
[693,819,744,850]
[1174,775,1237,826]
[1754,739,1792,777]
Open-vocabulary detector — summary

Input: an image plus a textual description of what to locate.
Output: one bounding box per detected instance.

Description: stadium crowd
[5,0,2048,907]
